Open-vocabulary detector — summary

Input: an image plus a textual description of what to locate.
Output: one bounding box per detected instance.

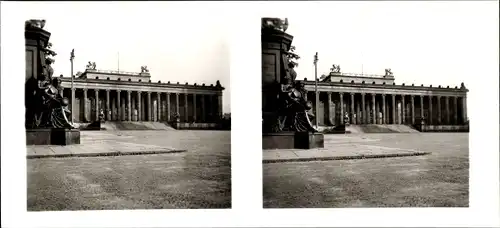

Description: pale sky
[21,2,231,113]
[13,1,500,114]
[282,1,498,91]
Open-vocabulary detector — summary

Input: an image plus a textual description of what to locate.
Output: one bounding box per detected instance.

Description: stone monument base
[263,132,324,150]
[26,128,81,145]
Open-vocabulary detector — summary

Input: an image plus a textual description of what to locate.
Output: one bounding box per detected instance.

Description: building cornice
[60,77,225,91]
[301,80,468,96]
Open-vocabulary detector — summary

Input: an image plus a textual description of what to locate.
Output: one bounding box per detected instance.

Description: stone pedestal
[261,21,324,149]
[26,129,80,145]
[263,132,324,150]
[261,28,293,132]
[25,24,51,129]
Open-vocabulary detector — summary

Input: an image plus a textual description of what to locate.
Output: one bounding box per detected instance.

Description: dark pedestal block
[263,132,295,149]
[294,132,324,149]
[26,128,81,145]
[263,132,324,149]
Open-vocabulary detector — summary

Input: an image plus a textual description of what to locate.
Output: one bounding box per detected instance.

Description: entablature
[60,79,222,95]
[303,81,467,97]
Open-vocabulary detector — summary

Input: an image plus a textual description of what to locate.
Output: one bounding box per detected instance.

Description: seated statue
[34,78,74,129]
[275,81,317,132]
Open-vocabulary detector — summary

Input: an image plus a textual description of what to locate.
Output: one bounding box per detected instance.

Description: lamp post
[70,49,75,123]
[313,52,319,128]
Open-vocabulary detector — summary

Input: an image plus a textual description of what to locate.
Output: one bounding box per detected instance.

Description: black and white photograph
[1,1,500,227]
[262,2,494,208]
[23,2,231,210]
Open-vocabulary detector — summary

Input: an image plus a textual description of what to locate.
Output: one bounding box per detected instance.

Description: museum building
[59,68,224,125]
[300,71,468,126]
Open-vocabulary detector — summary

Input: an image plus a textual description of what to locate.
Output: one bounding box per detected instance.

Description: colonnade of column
[310,91,467,126]
[65,88,223,123]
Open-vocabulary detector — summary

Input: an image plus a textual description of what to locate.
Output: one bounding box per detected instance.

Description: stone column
[106,89,110,121]
[218,94,223,119]
[137,91,142,121]
[391,94,396,124]
[453,96,458,125]
[175,93,180,117]
[462,96,467,124]
[117,90,121,121]
[193,94,197,122]
[445,96,450,124]
[371,94,376,124]
[356,102,361,124]
[350,93,355,124]
[95,89,99,121]
[184,93,189,122]
[437,96,441,125]
[127,91,131,121]
[157,92,161,122]
[339,92,344,124]
[420,95,424,123]
[83,89,88,122]
[201,94,206,122]
[428,96,433,125]
[410,95,415,124]
[401,95,405,124]
[166,93,171,121]
[375,97,380,124]
[361,93,366,124]
[382,94,386,124]
[147,91,152,121]
[326,92,332,125]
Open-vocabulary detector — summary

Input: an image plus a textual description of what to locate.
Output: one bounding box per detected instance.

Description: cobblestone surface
[27,130,231,210]
[263,133,469,208]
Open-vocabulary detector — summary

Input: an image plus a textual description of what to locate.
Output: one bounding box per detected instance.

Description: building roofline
[300,79,468,93]
[60,76,225,91]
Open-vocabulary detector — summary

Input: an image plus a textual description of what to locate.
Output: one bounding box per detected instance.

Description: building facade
[59,68,224,124]
[301,72,468,126]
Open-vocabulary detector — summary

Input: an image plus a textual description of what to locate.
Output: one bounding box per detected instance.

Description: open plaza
[263,132,469,208]
[27,130,231,210]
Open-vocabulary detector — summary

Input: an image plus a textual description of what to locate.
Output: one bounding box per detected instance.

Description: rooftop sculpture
[330,64,341,73]
[384,68,393,77]
[141,65,149,73]
[86,61,96,70]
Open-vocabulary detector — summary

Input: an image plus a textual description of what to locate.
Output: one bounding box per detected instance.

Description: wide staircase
[345,124,420,134]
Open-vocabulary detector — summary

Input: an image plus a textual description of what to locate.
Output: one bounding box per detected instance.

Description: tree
[287,45,300,67]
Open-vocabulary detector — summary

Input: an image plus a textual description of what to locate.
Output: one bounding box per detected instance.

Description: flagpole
[314,52,319,128]
[118,51,120,72]
[70,49,75,124]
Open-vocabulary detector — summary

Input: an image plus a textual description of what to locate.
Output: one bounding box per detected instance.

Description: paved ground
[27,130,231,210]
[263,133,469,208]
[27,132,185,158]
[263,137,430,163]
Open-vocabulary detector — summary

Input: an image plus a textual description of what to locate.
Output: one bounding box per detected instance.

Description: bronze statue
[25,19,46,29]
[273,81,316,132]
[33,78,74,128]
[141,65,149,73]
[269,54,317,133]
[262,18,289,32]
[41,58,55,82]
